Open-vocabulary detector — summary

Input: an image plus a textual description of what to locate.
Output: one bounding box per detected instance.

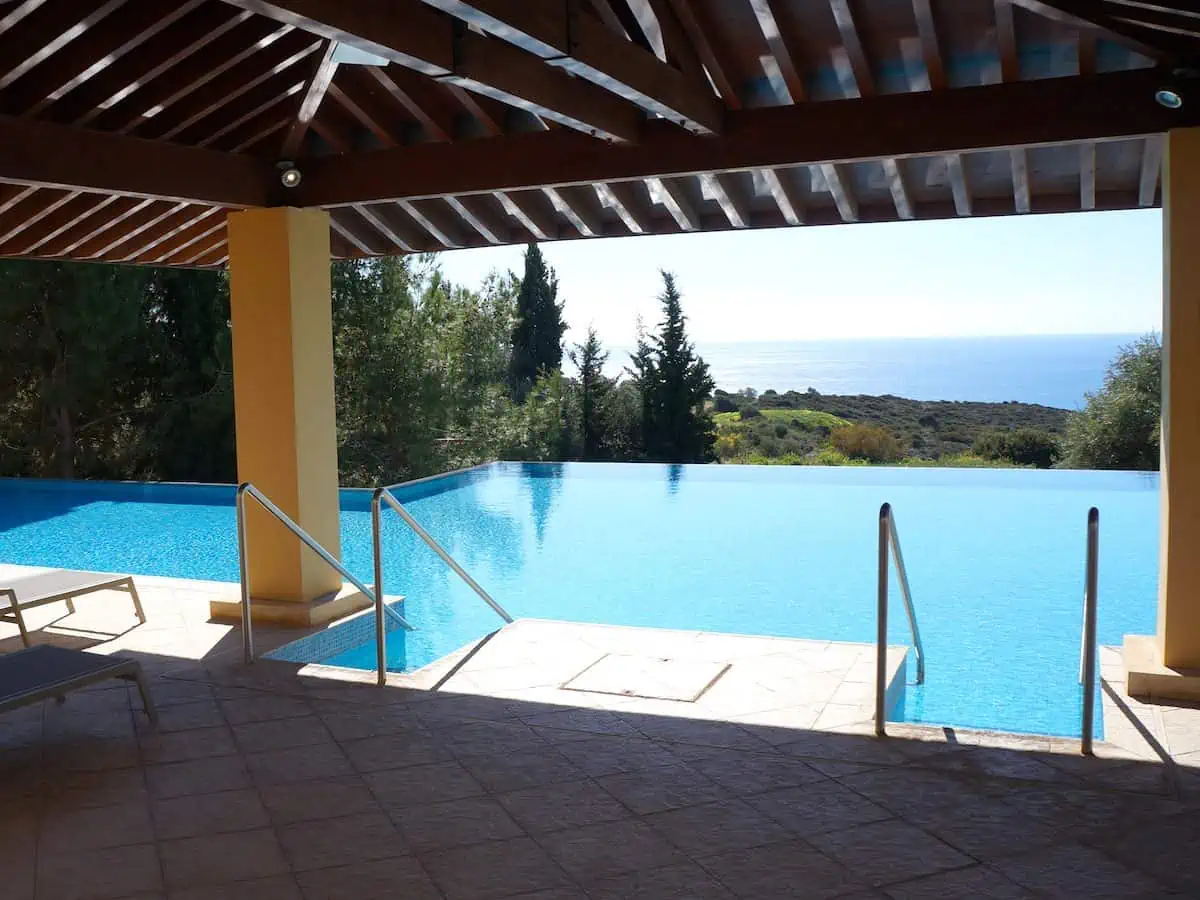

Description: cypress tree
[643,271,715,463]
[570,326,611,459]
[508,244,566,402]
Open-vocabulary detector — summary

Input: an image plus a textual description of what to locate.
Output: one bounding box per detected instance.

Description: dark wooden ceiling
[0,0,1197,268]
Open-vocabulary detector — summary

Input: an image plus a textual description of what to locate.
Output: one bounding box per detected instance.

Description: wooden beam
[330,209,382,254]
[497,190,557,240]
[995,0,1020,83]
[1011,148,1031,212]
[748,0,807,102]
[1010,0,1194,61]
[759,168,805,225]
[0,114,272,206]
[282,40,340,156]
[445,195,505,244]
[418,0,721,133]
[221,0,643,141]
[911,0,946,91]
[665,0,740,108]
[328,79,400,147]
[45,5,253,126]
[881,158,914,219]
[703,173,750,227]
[1078,30,1097,74]
[0,0,126,94]
[398,199,463,247]
[548,184,607,237]
[594,0,654,55]
[445,83,502,136]
[830,0,874,97]
[820,163,858,222]
[944,154,972,216]
[600,179,654,233]
[352,202,420,251]
[1080,141,1096,210]
[292,69,1191,208]
[366,65,455,142]
[655,176,699,230]
[639,0,707,83]
[4,0,205,118]
[1139,133,1164,206]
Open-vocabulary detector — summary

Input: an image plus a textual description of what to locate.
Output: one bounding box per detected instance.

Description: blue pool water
[0,464,1159,737]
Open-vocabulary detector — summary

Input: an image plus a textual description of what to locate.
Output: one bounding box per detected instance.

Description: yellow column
[1160,128,1200,668]
[211,207,361,626]
[1127,128,1200,696]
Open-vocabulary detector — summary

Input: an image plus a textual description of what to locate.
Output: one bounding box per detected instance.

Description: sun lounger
[0,570,145,647]
[0,644,157,724]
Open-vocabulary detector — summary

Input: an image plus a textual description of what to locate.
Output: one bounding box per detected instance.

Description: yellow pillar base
[209,583,372,628]
[1124,634,1200,702]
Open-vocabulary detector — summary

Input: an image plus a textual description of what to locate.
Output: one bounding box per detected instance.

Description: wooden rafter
[994,0,1031,215]
[281,40,340,156]
[201,78,307,148]
[97,21,293,134]
[220,0,643,141]
[601,180,654,234]
[639,0,707,83]
[544,186,600,237]
[759,168,805,225]
[665,0,739,108]
[881,158,914,219]
[445,83,502,136]
[88,201,191,259]
[1011,0,1194,61]
[398,199,462,247]
[1080,141,1097,210]
[330,209,381,254]
[37,197,153,256]
[290,69,1195,208]
[60,7,256,127]
[1,194,115,255]
[0,0,127,94]
[446,195,504,244]
[911,0,971,216]
[830,0,874,97]
[142,33,321,141]
[353,202,420,251]
[366,65,455,142]
[497,190,556,240]
[655,176,699,231]
[1140,134,1164,206]
[2,0,205,118]
[418,0,721,134]
[703,173,750,228]
[328,78,400,148]
[131,208,225,262]
[820,163,858,222]
[747,0,807,103]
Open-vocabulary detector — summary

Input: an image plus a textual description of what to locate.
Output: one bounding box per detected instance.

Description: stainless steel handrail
[1079,507,1100,756]
[371,487,513,687]
[875,502,926,737]
[236,482,414,666]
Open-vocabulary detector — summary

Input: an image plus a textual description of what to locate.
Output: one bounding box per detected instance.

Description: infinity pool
[0,463,1159,737]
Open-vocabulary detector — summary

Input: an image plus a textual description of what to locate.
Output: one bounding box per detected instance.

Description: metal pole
[372,489,387,687]
[235,483,253,664]
[876,502,890,737]
[1081,506,1099,755]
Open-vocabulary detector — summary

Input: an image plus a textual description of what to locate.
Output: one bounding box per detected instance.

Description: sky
[433,209,1163,347]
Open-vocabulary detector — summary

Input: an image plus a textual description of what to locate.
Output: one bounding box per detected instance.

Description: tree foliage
[974,427,1061,468]
[635,272,715,463]
[508,244,565,402]
[1062,334,1161,470]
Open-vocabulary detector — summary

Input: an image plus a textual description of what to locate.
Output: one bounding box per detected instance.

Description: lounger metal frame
[1,574,146,647]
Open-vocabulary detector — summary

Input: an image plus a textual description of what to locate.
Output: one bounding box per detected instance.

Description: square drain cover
[562,654,729,702]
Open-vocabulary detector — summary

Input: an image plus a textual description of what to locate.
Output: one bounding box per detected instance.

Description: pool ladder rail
[235,482,512,687]
[872,503,1101,757]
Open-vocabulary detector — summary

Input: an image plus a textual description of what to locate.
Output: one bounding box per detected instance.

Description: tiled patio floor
[3,572,1200,899]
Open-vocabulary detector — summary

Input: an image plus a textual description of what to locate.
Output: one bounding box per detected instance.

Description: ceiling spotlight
[276,161,302,188]
[1156,88,1184,110]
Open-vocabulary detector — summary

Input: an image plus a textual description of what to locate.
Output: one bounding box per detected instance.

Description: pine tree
[570,326,611,459]
[508,244,566,402]
[642,271,715,463]
[626,316,656,458]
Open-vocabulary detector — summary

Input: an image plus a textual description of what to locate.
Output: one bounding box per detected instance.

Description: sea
[603,334,1146,410]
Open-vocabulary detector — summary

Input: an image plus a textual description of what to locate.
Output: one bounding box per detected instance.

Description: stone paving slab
[2,568,1200,899]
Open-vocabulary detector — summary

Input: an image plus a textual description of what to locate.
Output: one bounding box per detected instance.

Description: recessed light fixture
[1156,88,1184,110]
[276,161,302,188]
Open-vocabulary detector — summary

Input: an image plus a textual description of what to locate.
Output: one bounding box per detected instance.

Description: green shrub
[974,427,1061,468]
[830,424,904,463]
[739,405,761,420]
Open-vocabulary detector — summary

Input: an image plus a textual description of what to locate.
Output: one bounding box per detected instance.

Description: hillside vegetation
[714,388,1070,467]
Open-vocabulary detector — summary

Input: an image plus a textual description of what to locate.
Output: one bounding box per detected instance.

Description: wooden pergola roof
[0,0,1197,268]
